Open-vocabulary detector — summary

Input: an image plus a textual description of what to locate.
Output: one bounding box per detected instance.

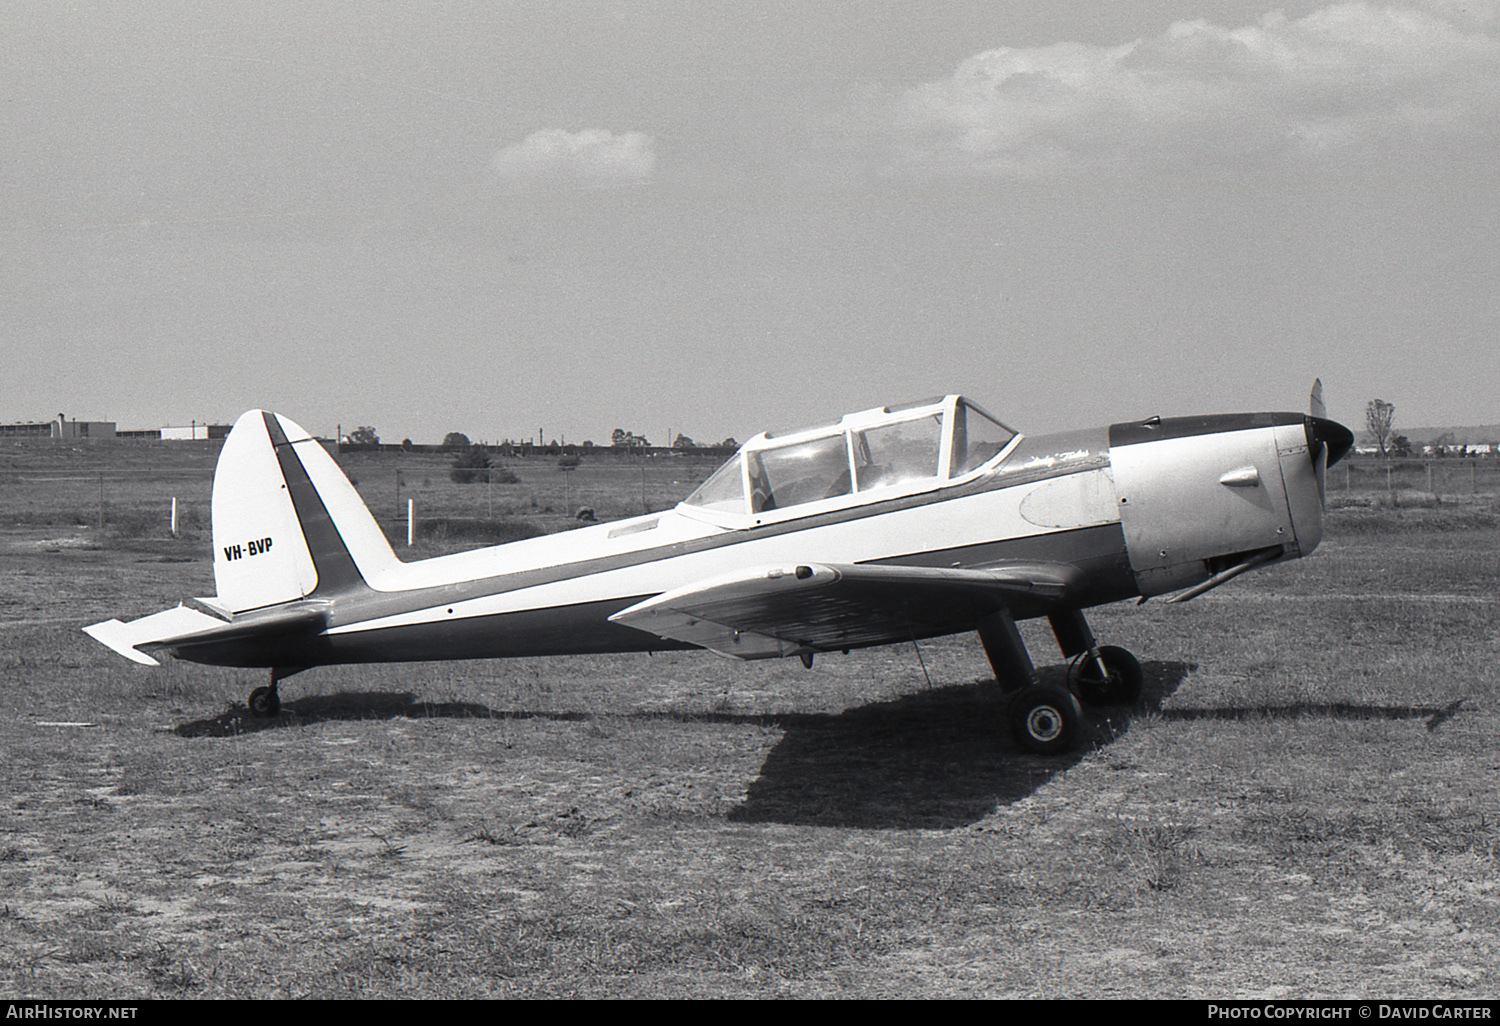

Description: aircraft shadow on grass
[724,660,1190,830]
[175,691,574,738]
[172,664,1461,831]
[174,660,1188,830]
[1157,698,1466,732]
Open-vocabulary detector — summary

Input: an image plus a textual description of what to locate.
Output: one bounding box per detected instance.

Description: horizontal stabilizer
[84,603,327,665]
[84,606,235,666]
[609,561,1081,661]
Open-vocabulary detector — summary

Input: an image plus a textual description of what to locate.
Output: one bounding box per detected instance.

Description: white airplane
[85,389,1352,753]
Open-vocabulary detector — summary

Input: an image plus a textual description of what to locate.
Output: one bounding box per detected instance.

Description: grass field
[2,442,1498,997]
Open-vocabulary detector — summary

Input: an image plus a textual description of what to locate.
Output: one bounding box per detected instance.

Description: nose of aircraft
[1110,411,1353,601]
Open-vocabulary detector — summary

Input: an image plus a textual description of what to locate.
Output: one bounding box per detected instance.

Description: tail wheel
[1069,645,1144,707]
[1008,685,1082,755]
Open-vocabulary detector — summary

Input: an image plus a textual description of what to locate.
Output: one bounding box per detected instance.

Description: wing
[608,561,1083,660]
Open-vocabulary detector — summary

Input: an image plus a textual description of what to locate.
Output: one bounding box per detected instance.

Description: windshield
[683,454,747,513]
[950,401,1015,476]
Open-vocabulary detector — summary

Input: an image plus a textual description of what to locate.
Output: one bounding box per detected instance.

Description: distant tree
[449,442,492,484]
[401,438,413,451]
[1365,400,1395,457]
[718,437,738,449]
[441,431,471,452]
[673,433,696,449]
[1389,434,1413,458]
[611,428,648,448]
[348,425,380,446]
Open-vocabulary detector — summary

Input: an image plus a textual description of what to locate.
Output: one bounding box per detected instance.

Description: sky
[4,1,1500,445]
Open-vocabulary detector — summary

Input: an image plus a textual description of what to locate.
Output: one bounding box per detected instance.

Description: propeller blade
[1305,379,1352,509]
[1309,378,1328,420]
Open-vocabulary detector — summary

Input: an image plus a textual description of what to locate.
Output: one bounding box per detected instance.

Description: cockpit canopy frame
[678,394,1018,526]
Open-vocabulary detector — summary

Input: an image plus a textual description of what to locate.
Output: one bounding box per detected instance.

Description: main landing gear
[246,666,305,718]
[976,608,1143,755]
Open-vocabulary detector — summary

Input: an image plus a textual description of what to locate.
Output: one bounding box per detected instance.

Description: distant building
[0,415,235,442]
[0,421,53,438]
[53,418,115,441]
[0,416,116,440]
[160,422,229,441]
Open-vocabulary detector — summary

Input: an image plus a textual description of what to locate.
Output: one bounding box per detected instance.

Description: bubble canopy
[680,395,1017,521]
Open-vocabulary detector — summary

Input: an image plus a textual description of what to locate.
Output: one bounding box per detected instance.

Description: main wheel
[1008,684,1083,755]
[1069,645,1144,707]
[248,685,281,718]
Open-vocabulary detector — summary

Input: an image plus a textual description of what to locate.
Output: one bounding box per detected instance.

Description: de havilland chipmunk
[85,386,1353,753]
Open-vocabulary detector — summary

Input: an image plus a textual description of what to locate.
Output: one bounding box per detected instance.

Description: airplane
[85,387,1352,754]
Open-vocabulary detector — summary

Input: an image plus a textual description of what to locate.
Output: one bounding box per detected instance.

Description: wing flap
[609,561,1081,660]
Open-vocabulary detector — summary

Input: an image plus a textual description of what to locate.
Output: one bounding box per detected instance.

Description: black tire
[1008,685,1082,755]
[248,686,281,718]
[1070,645,1144,707]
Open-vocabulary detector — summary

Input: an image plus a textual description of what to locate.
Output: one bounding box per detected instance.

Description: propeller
[1305,378,1355,508]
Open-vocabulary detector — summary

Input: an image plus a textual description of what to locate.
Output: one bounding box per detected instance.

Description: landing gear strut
[975,607,1140,754]
[246,666,305,718]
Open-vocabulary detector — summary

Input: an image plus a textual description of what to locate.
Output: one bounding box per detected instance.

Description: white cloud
[491,128,656,187]
[852,2,1500,176]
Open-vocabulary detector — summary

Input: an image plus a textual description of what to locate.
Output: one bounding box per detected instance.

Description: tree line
[1364,399,1499,458]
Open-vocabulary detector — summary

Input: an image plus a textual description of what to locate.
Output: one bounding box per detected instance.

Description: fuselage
[176,404,1342,670]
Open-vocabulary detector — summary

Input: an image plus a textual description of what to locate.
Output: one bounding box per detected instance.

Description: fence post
[407,498,415,547]
[171,496,179,537]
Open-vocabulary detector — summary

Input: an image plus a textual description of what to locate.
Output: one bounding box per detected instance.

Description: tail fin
[212,410,399,612]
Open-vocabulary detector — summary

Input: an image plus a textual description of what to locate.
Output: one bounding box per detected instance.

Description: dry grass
[1,443,1498,997]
